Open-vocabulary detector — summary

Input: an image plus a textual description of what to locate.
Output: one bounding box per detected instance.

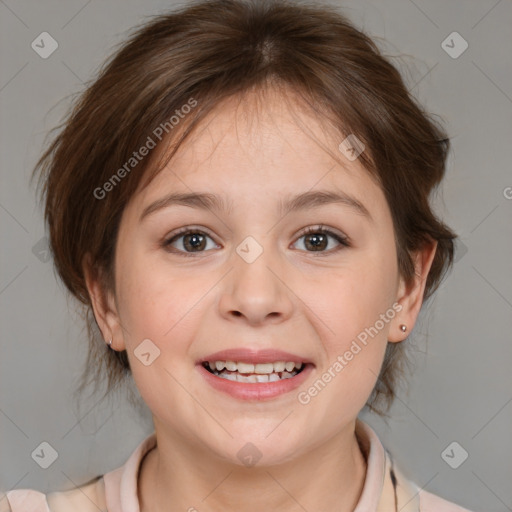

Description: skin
[85,86,437,512]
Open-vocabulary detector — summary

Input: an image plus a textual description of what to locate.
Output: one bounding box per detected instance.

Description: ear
[82,254,126,351]
[388,239,438,343]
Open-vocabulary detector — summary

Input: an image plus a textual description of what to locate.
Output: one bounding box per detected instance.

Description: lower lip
[197,363,314,401]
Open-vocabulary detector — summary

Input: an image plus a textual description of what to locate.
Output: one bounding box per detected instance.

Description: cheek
[307,285,391,421]
[114,241,191,340]
[309,247,397,399]
[114,253,208,424]
[321,258,398,348]
[115,248,217,376]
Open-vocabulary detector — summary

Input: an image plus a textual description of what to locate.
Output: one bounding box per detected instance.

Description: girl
[2,0,474,510]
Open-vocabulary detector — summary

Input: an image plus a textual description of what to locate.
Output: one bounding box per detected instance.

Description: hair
[32,0,456,417]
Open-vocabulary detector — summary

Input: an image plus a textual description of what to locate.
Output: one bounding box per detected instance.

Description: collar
[103,419,421,512]
[354,418,421,511]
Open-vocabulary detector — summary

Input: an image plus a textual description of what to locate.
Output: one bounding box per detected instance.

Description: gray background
[1,0,511,510]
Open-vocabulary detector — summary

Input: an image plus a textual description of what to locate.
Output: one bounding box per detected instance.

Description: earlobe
[389,239,438,342]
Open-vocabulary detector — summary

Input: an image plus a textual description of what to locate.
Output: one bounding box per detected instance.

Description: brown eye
[181,232,207,251]
[163,229,218,254]
[303,232,328,251]
[293,226,349,253]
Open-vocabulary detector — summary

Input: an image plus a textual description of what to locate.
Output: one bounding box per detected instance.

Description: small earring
[400,324,407,332]
[107,338,113,348]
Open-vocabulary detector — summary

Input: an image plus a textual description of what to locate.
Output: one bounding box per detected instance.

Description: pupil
[185,233,205,251]
[306,233,326,251]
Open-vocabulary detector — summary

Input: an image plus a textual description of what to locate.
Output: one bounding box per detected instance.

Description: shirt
[1,418,473,511]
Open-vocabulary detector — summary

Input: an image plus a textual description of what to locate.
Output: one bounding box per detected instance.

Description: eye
[292,225,350,253]
[162,227,219,255]
[162,225,350,256]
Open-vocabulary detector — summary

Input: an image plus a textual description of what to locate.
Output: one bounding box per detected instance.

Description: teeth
[215,369,299,383]
[273,361,285,372]
[236,374,258,383]
[236,362,254,373]
[206,360,304,374]
[207,359,307,383]
[254,363,274,374]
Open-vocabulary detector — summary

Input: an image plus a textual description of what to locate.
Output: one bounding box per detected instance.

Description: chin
[206,430,304,468]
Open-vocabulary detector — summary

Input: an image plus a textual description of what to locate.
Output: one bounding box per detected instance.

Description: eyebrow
[139,189,371,222]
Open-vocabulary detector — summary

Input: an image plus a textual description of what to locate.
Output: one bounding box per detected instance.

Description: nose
[218,243,294,326]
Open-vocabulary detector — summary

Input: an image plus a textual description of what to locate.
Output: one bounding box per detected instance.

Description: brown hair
[32,0,456,417]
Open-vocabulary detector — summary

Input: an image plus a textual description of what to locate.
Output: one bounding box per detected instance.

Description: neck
[138,420,368,512]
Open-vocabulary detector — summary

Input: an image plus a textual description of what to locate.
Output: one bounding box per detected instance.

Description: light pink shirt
[2,419,473,511]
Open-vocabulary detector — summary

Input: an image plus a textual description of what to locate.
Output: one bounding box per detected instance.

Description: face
[93,88,428,466]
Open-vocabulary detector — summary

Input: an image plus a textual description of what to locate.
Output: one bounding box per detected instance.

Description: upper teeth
[208,361,302,374]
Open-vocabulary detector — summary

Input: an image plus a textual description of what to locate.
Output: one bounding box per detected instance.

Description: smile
[197,360,313,401]
[202,360,305,383]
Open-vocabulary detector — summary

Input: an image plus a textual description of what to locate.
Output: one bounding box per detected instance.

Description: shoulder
[419,488,474,512]
[1,489,49,512]
[384,447,474,512]
[1,476,106,512]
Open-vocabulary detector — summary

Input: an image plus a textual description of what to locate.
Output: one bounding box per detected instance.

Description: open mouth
[202,360,306,383]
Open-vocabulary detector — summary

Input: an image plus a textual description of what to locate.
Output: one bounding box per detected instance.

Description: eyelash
[162,225,350,257]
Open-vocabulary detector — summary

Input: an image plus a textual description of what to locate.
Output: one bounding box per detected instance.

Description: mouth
[201,360,307,383]
[196,349,314,400]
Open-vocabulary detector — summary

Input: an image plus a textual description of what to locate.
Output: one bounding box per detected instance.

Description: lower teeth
[212,369,299,383]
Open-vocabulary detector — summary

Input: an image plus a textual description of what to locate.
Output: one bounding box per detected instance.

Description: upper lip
[198,348,313,365]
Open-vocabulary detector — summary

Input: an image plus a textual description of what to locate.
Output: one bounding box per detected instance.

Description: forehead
[131,88,385,217]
